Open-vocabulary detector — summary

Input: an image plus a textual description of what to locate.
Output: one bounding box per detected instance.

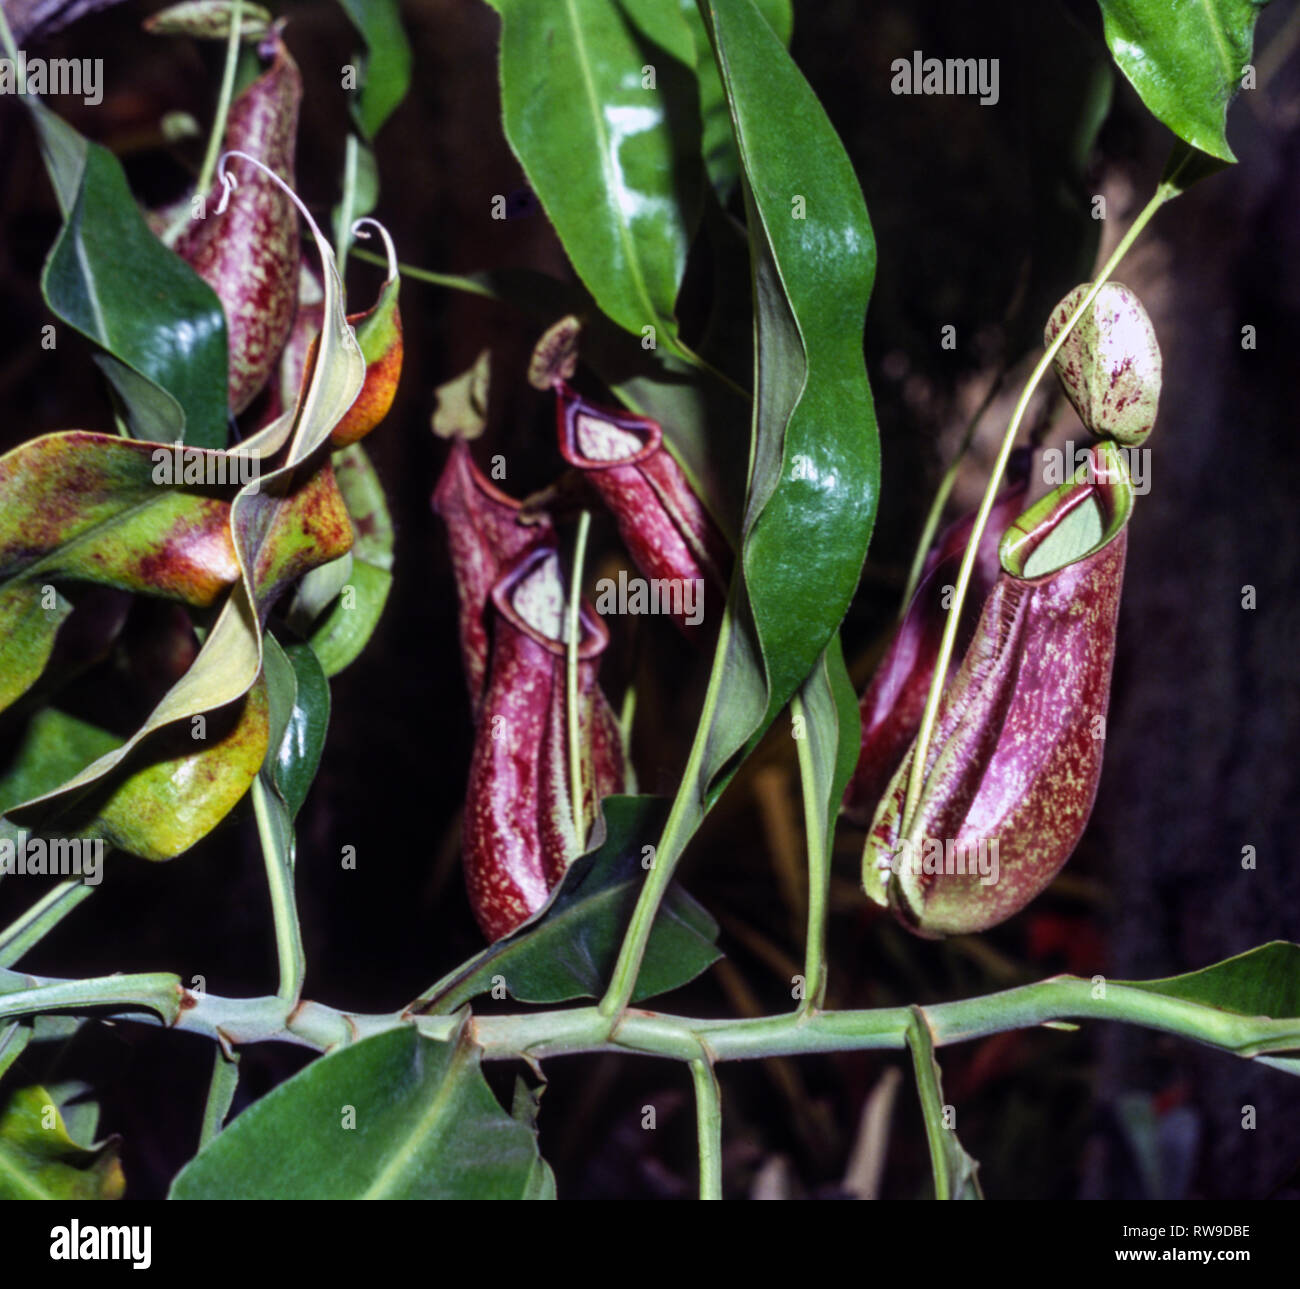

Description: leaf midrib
[358,1035,472,1198]
[560,0,669,338]
[1194,0,1236,92]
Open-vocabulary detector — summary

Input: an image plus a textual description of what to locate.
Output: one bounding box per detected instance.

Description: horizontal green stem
[2,966,1296,1071]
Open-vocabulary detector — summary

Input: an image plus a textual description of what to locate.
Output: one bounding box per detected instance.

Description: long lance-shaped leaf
[791,635,859,1011]
[482,0,704,351]
[678,0,791,198]
[692,0,878,776]
[7,159,367,830]
[906,1008,983,1200]
[602,0,878,1011]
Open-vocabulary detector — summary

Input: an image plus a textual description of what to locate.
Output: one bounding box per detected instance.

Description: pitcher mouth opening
[491,542,609,659]
[555,381,662,471]
[999,442,1134,581]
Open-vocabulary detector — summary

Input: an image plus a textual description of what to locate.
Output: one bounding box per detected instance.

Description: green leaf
[263,637,330,820]
[680,0,791,197]
[338,0,413,139]
[1120,941,1300,1021]
[0,431,241,712]
[0,709,121,818]
[0,1024,32,1084]
[0,586,72,715]
[53,679,271,861]
[170,1024,554,1198]
[907,1008,984,1200]
[484,0,705,348]
[676,0,878,811]
[302,444,394,676]
[31,104,230,447]
[305,561,390,677]
[797,634,860,849]
[417,796,721,1011]
[0,1083,124,1200]
[1095,0,1272,162]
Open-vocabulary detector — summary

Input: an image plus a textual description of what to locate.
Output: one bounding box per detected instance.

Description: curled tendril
[216,149,332,254]
[350,217,398,282]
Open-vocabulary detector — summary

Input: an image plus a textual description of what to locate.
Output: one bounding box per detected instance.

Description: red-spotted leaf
[0,432,240,712]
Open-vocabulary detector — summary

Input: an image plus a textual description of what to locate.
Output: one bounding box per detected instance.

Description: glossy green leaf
[338,0,413,139]
[0,1083,124,1200]
[1096,0,1272,162]
[170,1024,554,1199]
[574,0,879,969]
[797,634,860,854]
[1120,941,1300,1021]
[275,643,331,819]
[707,0,878,720]
[417,796,721,1011]
[678,0,878,811]
[484,0,704,348]
[302,444,394,675]
[31,104,230,447]
[680,0,791,197]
